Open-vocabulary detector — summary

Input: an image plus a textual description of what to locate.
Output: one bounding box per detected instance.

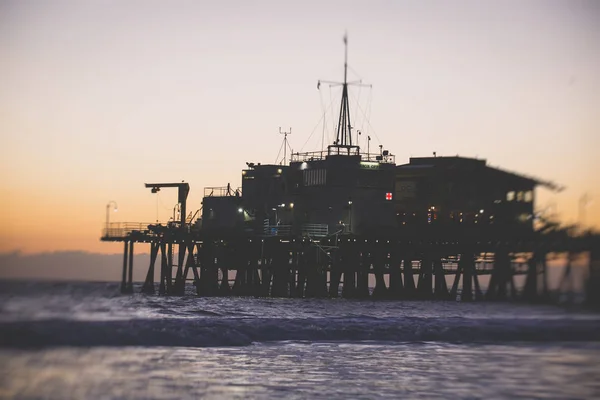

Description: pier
[101,38,599,307]
[102,219,600,306]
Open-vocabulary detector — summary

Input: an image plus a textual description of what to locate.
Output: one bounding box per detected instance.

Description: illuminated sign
[385,192,393,201]
[360,161,379,170]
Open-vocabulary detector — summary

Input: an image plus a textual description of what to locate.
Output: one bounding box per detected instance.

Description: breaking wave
[1,316,599,348]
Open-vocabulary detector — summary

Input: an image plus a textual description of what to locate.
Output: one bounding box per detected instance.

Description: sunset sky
[1,0,599,255]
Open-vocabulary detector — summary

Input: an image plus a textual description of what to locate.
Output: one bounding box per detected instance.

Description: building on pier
[100,36,600,303]
[394,156,562,237]
[209,34,398,238]
[239,150,397,237]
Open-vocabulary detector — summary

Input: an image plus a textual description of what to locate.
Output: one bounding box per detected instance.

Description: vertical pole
[120,241,128,293]
[388,249,404,298]
[174,242,186,295]
[142,242,159,294]
[542,253,548,299]
[126,241,134,293]
[586,246,600,308]
[473,262,483,301]
[166,242,173,291]
[159,242,168,295]
[297,248,308,297]
[328,245,342,297]
[191,243,202,295]
[417,255,433,299]
[355,249,369,298]
[461,253,473,301]
[372,256,388,299]
[434,257,448,299]
[403,257,416,297]
[342,245,358,298]
[450,255,463,299]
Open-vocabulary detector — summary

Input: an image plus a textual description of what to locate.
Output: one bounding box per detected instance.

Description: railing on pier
[262,223,329,238]
[102,222,154,239]
[301,224,329,237]
[290,150,395,164]
[203,186,242,197]
[263,224,292,236]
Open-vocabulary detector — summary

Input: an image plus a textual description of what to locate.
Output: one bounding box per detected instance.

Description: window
[507,191,515,201]
[303,169,326,186]
[524,190,533,202]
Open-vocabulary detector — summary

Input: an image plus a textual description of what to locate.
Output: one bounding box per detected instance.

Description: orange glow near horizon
[1,1,599,255]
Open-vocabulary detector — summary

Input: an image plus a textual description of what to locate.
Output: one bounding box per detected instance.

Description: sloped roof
[397,156,563,192]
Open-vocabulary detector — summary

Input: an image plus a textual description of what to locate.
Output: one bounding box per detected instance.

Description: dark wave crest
[1,316,599,348]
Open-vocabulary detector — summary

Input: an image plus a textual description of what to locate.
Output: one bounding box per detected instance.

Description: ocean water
[0,281,599,399]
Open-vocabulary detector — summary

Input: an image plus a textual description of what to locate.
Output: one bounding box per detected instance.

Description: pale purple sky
[1,0,599,254]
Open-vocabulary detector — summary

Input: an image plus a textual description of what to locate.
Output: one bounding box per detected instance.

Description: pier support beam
[328,248,342,298]
[387,250,404,298]
[522,251,545,302]
[342,245,359,298]
[199,241,220,296]
[403,256,416,298]
[586,247,600,308]
[486,251,513,301]
[433,257,449,299]
[462,253,473,301]
[189,243,202,295]
[141,242,159,294]
[159,242,172,295]
[120,241,128,294]
[417,255,433,299]
[271,246,290,297]
[125,241,134,293]
[356,250,370,298]
[450,253,480,301]
[371,249,388,299]
[172,242,187,295]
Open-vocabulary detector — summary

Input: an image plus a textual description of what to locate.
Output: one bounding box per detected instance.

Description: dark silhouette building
[394,156,560,237]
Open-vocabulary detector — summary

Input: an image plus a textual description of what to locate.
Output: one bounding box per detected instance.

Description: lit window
[524,191,533,202]
[517,191,524,201]
[507,191,515,201]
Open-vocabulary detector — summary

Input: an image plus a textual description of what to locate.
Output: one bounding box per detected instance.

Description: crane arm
[145,182,190,226]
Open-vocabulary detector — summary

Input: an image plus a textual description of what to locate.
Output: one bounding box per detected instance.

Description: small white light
[238,208,243,213]
[277,168,282,174]
[480,209,484,213]
[289,203,294,208]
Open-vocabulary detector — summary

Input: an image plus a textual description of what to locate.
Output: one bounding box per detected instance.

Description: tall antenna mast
[318,33,371,156]
[335,33,353,147]
[278,127,292,165]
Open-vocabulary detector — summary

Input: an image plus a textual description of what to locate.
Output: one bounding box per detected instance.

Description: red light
[385,192,393,201]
